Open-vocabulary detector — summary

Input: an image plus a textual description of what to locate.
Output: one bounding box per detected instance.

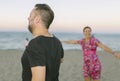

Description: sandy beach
[0,49,120,81]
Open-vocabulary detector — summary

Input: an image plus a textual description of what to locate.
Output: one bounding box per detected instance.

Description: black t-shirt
[21,35,64,81]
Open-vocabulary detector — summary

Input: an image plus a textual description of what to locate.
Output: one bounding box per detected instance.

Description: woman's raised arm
[61,40,79,44]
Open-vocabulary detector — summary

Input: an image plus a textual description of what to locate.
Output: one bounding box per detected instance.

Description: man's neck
[32,29,52,38]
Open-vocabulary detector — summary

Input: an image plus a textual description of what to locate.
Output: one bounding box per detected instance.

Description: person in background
[25,37,29,47]
[63,26,120,81]
[21,4,64,81]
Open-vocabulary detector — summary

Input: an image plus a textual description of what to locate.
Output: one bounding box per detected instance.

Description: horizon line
[0,30,120,34]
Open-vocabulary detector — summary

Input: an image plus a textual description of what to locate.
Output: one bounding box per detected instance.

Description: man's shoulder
[53,35,60,41]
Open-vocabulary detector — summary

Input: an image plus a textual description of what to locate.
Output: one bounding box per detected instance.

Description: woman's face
[83,28,91,38]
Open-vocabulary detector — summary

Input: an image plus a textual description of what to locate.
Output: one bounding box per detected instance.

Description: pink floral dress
[78,37,101,80]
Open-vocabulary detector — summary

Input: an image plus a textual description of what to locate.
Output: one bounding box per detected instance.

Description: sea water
[0,31,119,51]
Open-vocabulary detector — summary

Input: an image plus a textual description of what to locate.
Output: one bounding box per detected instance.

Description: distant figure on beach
[21,4,64,81]
[25,37,29,47]
[63,26,120,81]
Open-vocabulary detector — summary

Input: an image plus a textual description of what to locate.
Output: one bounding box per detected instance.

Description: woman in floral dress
[63,26,120,81]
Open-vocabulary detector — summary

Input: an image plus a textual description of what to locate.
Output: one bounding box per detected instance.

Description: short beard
[28,25,33,33]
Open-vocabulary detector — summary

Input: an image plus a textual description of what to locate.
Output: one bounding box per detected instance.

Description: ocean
[0,31,120,51]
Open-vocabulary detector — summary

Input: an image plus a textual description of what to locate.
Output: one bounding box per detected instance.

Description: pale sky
[0,0,120,33]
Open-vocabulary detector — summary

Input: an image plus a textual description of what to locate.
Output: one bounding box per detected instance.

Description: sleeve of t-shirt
[60,43,64,58]
[27,39,46,67]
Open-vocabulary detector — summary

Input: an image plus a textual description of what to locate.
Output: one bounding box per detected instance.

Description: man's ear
[34,16,41,24]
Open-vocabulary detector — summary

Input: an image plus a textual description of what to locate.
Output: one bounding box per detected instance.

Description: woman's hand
[114,53,120,59]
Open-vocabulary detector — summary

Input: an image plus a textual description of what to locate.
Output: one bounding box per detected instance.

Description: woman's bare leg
[84,76,91,81]
[93,79,100,81]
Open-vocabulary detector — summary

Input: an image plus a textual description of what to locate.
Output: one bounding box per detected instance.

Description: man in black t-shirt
[21,4,64,81]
